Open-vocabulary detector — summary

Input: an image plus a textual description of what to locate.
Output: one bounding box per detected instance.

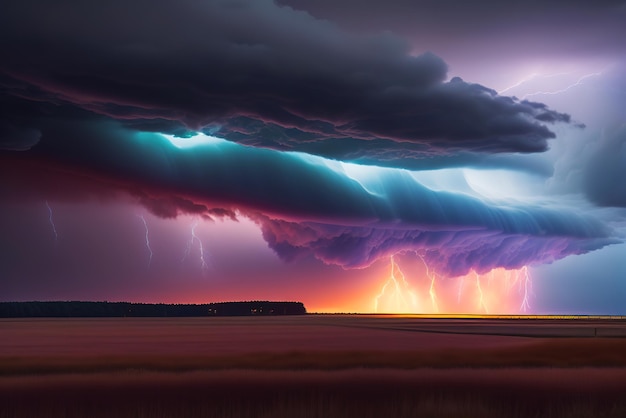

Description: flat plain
[2,315,626,417]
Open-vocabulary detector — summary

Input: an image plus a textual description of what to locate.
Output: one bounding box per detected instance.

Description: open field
[2,315,626,417]
[4,368,626,418]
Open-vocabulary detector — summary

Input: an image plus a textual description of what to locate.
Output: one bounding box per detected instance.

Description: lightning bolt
[498,72,542,95]
[457,276,464,304]
[498,71,575,95]
[372,259,534,315]
[182,221,210,273]
[44,201,59,245]
[417,254,438,313]
[137,215,153,268]
[519,266,534,313]
[374,255,418,313]
[521,71,604,100]
[373,276,393,313]
[474,271,489,314]
[428,274,438,313]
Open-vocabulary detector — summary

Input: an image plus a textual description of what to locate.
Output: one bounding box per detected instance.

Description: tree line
[0,301,307,317]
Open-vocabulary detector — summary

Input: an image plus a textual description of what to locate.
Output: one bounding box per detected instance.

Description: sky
[1,0,625,314]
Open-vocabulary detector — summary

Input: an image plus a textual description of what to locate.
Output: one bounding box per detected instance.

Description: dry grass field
[2,315,626,417]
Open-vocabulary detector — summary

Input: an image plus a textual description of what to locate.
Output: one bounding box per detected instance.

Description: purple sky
[1,0,625,313]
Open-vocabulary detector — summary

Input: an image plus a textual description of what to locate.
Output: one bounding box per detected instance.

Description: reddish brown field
[2,316,626,417]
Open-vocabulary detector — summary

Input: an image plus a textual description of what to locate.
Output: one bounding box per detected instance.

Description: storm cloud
[257,217,611,277]
[0,0,572,168]
[1,0,622,295]
[0,117,615,276]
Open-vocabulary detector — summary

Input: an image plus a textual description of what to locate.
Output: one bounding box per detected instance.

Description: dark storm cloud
[0,120,40,151]
[0,0,571,167]
[584,125,626,207]
[0,80,42,151]
[0,0,618,277]
[1,118,615,275]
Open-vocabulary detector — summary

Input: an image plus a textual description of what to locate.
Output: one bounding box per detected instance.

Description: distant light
[161,133,224,149]
[463,168,539,201]
[339,162,389,197]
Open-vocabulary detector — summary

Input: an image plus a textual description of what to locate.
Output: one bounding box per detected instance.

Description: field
[2,315,626,417]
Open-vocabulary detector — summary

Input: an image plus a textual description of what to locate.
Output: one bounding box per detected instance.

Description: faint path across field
[315,315,626,338]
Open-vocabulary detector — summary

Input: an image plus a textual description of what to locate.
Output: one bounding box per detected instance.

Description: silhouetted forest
[0,301,306,317]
